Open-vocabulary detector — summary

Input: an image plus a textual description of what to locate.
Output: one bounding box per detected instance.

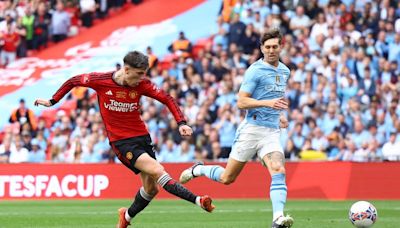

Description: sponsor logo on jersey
[116,91,127,99]
[265,85,286,92]
[104,99,137,112]
[105,90,113,96]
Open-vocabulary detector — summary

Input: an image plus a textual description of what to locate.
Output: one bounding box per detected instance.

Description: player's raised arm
[34,73,95,108]
[141,79,192,136]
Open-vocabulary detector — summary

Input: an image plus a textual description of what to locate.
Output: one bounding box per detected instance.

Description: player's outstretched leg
[179,162,225,184]
[270,173,288,221]
[263,152,293,228]
[117,187,155,227]
[269,173,293,228]
[180,159,246,185]
[135,153,216,213]
[158,173,215,212]
[117,173,158,227]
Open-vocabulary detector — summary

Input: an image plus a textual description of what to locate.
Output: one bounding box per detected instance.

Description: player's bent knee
[150,165,166,180]
[220,175,236,185]
[267,151,286,174]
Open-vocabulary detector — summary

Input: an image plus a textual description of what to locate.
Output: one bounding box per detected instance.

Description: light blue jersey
[239,59,290,129]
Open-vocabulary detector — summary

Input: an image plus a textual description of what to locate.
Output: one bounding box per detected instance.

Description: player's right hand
[34,99,52,107]
[268,97,288,110]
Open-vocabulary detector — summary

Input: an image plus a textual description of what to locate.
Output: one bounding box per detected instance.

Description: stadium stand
[0,0,139,67]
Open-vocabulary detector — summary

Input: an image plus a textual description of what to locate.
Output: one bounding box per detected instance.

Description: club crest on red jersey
[129,91,137,99]
[126,152,133,160]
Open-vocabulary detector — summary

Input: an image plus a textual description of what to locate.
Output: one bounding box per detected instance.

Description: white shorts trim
[229,122,283,162]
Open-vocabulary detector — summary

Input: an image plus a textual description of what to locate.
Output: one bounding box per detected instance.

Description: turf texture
[0,199,398,227]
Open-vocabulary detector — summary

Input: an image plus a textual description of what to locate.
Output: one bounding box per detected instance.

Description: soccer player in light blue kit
[180,29,293,228]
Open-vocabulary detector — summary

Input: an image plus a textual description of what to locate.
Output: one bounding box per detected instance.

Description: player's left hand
[179,125,193,137]
[279,115,288,128]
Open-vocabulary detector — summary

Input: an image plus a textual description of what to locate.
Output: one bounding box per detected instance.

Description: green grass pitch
[0,199,399,227]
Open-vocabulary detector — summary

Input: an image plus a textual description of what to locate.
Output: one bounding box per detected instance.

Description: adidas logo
[105,90,113,96]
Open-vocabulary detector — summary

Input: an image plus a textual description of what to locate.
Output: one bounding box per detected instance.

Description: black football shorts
[111,134,156,174]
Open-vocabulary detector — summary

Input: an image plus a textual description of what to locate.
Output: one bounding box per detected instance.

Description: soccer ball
[348,201,378,228]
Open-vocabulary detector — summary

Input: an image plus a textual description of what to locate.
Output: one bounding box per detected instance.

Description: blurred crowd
[1,0,400,164]
[0,0,142,67]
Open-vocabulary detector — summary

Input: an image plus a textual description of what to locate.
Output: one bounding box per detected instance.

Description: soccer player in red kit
[34,51,215,228]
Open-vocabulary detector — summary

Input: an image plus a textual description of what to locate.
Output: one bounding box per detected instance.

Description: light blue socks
[270,173,287,220]
[193,165,224,182]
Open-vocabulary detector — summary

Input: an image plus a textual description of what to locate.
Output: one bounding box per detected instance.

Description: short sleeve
[239,67,258,94]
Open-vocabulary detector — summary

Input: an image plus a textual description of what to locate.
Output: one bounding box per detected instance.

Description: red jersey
[51,72,186,142]
[2,32,19,52]
[64,7,80,26]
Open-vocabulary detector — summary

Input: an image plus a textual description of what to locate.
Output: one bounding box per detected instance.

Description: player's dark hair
[123,51,149,70]
[260,28,282,45]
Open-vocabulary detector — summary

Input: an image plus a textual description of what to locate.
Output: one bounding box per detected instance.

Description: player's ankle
[273,212,284,221]
[192,165,203,176]
[195,196,201,206]
[125,210,132,222]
